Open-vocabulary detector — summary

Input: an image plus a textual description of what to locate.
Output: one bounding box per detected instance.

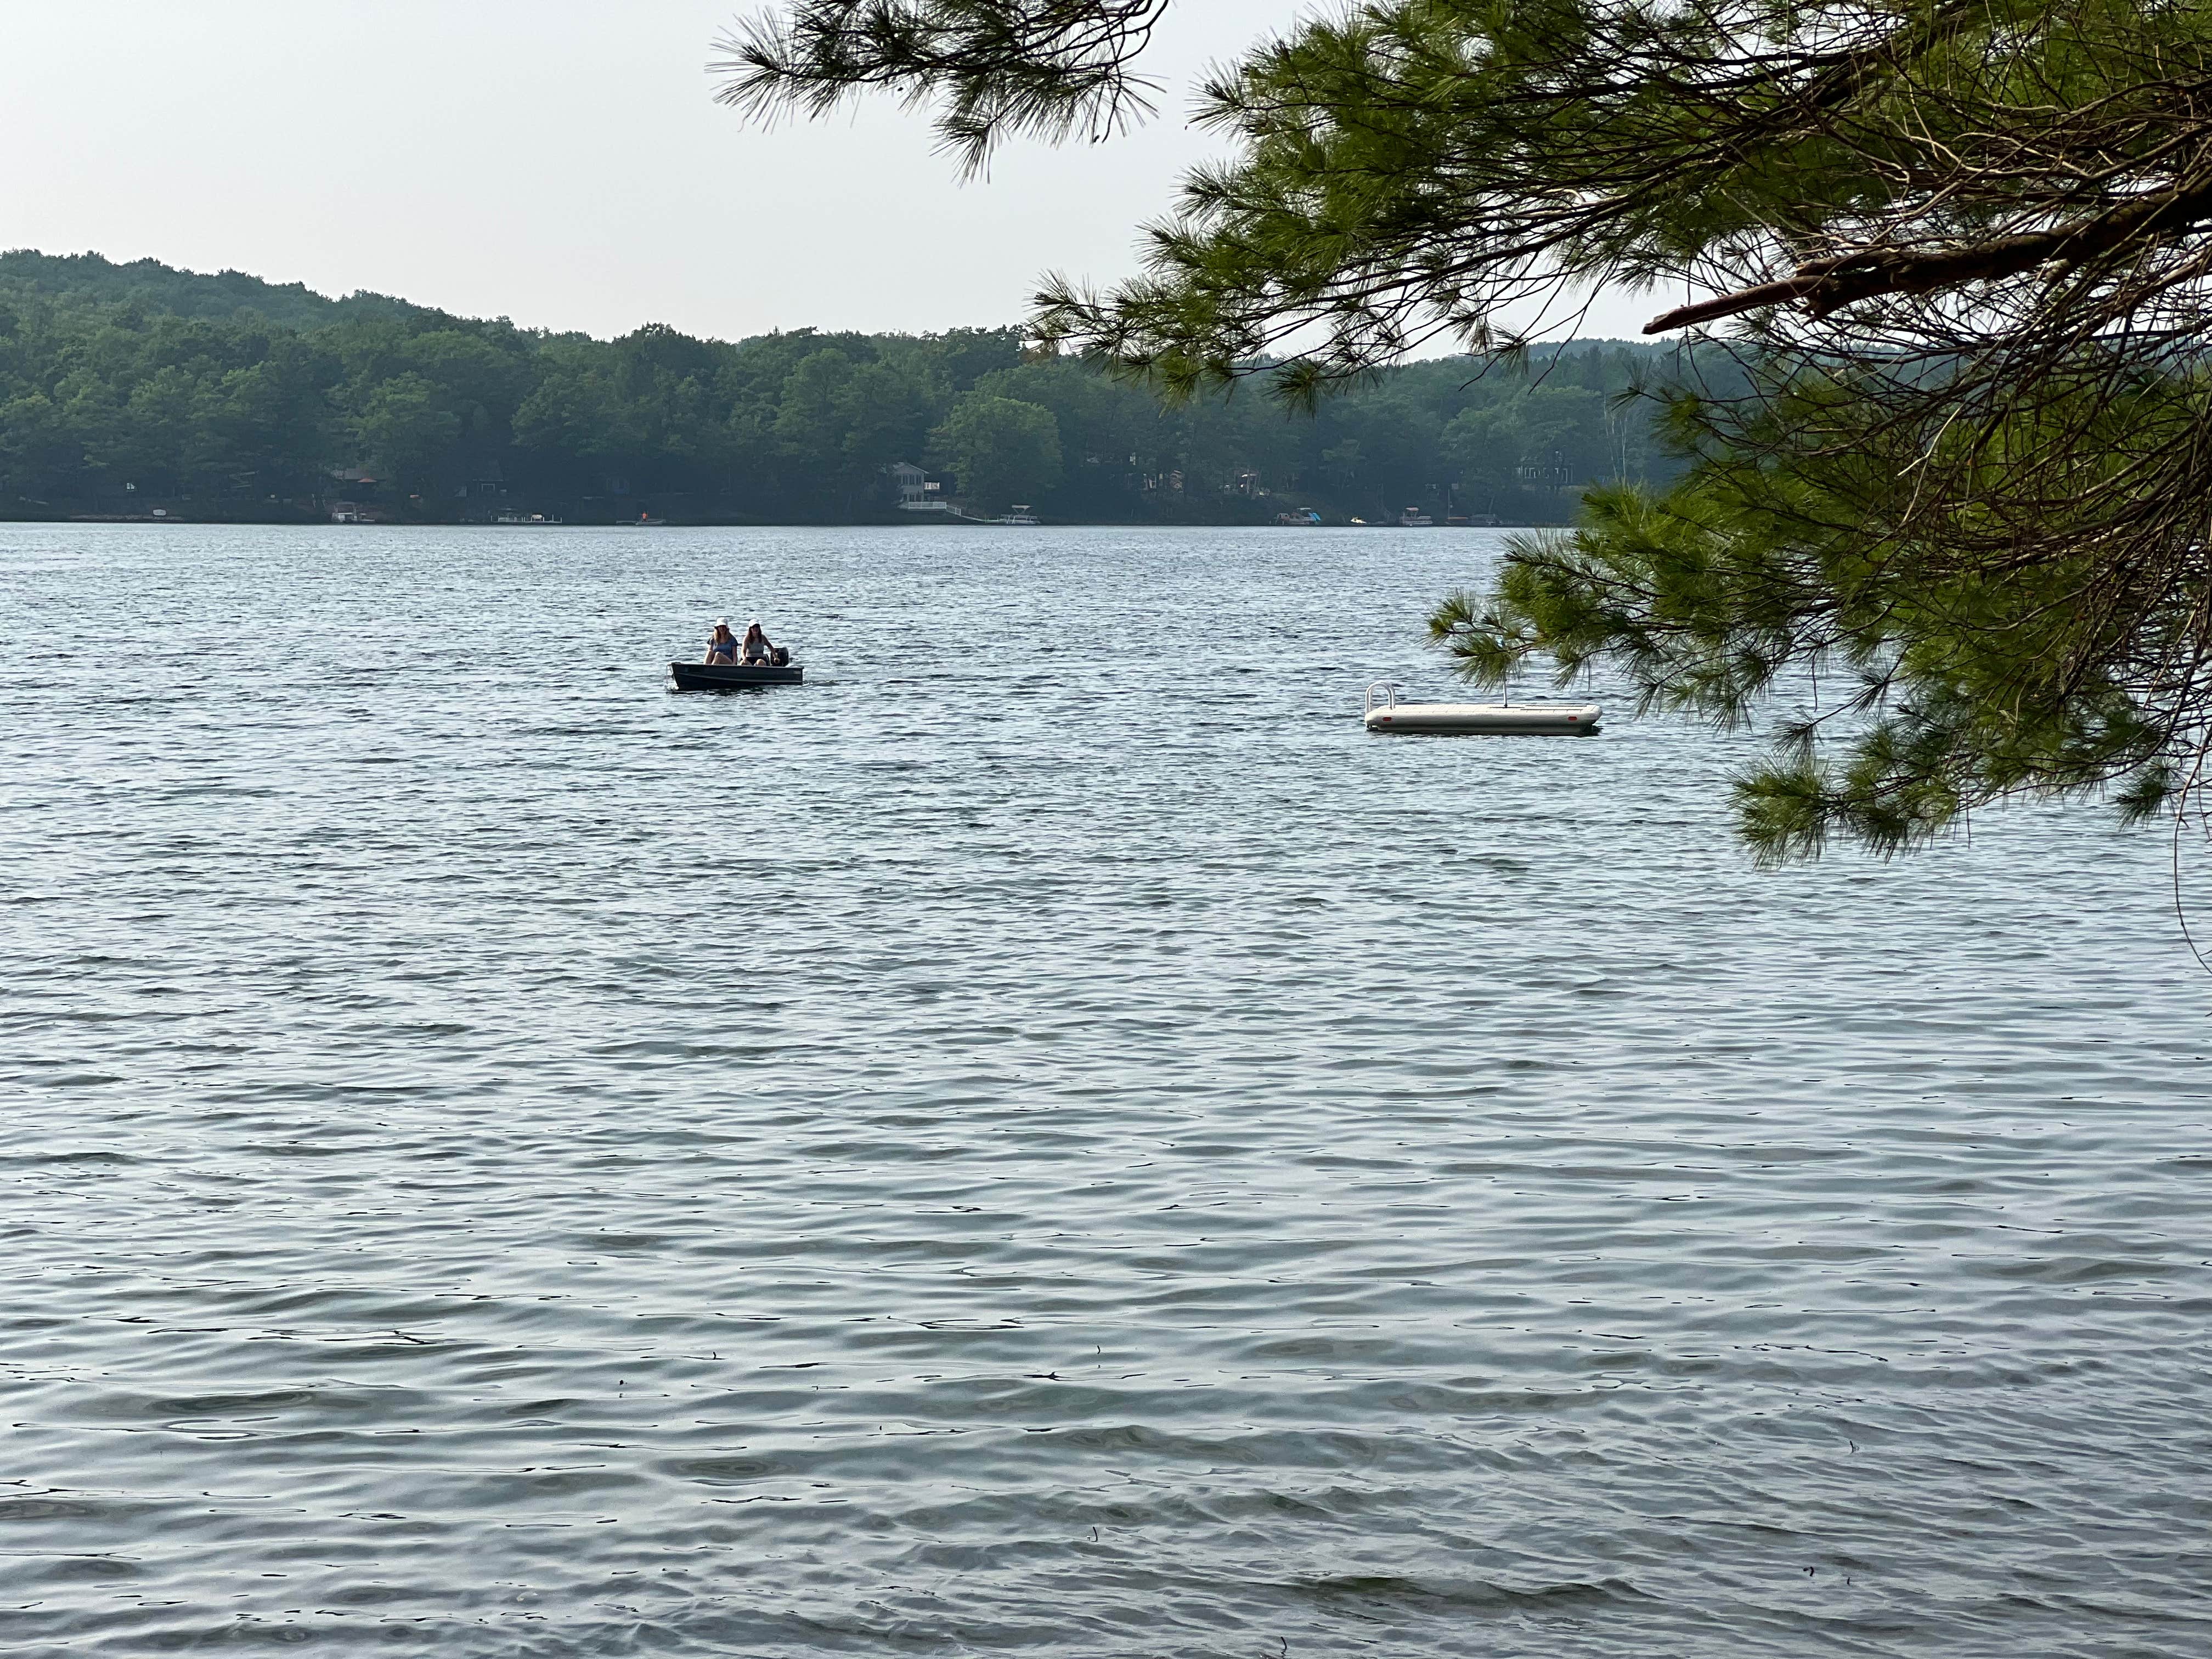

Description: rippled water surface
[4,524,2210,1657]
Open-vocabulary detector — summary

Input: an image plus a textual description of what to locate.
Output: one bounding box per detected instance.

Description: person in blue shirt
[704,618,741,664]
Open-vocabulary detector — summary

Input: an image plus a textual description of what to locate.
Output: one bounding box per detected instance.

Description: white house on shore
[887,460,951,512]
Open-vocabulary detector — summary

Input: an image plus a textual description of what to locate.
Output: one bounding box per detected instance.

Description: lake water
[4,523,2209,1657]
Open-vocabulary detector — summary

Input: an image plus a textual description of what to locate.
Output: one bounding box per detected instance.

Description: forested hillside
[0,251,1709,523]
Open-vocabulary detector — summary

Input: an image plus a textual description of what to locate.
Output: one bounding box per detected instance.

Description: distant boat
[1398,506,1435,527]
[495,511,562,525]
[998,505,1041,524]
[628,512,667,526]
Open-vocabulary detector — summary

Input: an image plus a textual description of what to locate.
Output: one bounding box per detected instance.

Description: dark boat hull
[669,661,804,691]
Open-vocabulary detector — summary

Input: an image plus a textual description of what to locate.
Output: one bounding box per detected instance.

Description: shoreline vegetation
[0,250,1704,528]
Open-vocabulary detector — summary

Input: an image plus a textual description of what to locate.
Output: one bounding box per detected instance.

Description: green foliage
[0,251,1690,521]
[929,393,1063,511]
[715,2,1172,176]
[352,374,462,489]
[1432,367,2197,861]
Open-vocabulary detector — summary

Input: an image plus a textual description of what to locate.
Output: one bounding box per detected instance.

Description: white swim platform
[1363,680,1601,735]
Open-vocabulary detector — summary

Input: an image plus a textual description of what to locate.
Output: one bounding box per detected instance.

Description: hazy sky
[2,2,1656,343]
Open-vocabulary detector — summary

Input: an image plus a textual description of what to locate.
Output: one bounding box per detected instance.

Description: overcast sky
[1,2,1656,343]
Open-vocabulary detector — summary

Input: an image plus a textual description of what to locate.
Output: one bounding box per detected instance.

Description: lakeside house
[452,461,509,506]
[327,465,392,522]
[888,460,953,513]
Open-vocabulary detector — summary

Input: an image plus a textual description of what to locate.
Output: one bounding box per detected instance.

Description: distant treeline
[0,250,1716,523]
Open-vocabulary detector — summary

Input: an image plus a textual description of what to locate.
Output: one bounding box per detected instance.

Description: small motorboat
[1363,680,1599,735]
[669,659,804,691]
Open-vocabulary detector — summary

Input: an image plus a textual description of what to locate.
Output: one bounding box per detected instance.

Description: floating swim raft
[1363,680,1598,735]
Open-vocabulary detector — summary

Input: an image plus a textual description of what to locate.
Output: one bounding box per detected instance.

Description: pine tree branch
[1646,173,2212,333]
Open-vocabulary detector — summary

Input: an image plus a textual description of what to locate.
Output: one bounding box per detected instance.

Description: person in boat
[740,620,775,666]
[704,618,741,664]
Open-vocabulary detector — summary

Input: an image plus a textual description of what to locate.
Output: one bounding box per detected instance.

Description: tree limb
[1646,172,2212,334]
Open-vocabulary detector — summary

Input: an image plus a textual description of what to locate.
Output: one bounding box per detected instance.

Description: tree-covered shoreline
[0,250,1693,526]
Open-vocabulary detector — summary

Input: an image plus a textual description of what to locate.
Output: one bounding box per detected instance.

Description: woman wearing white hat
[703,617,741,664]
